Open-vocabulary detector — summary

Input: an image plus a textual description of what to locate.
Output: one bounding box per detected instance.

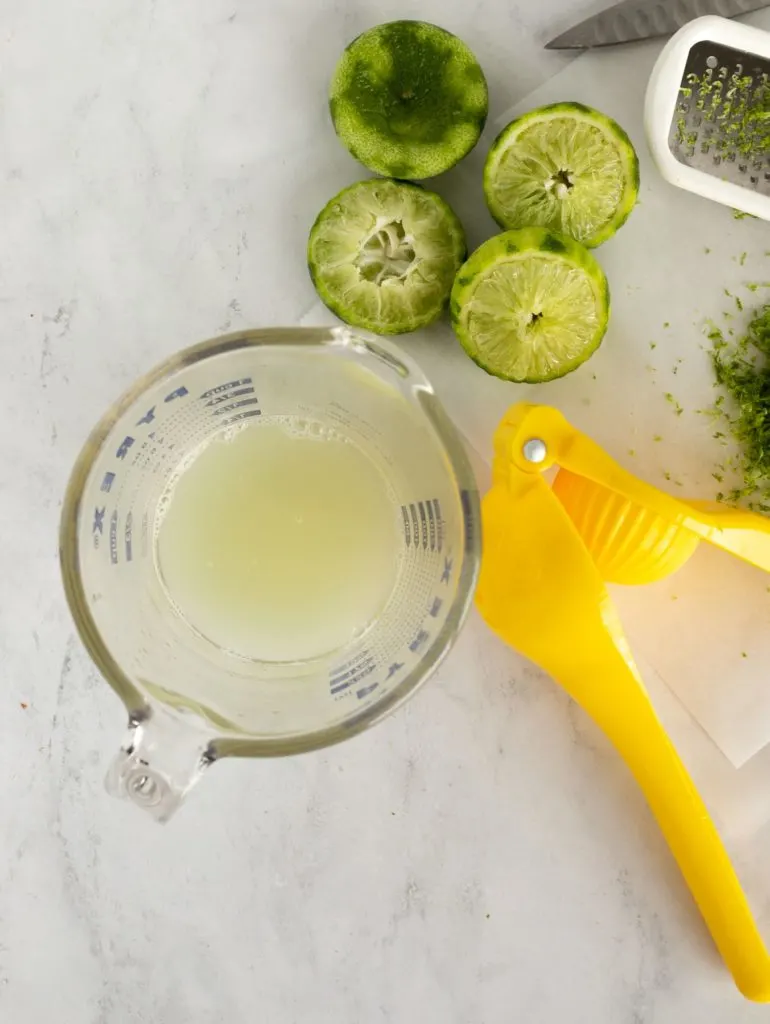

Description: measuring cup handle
[105,703,216,822]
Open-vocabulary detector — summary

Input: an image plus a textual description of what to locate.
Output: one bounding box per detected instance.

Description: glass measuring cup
[60,327,480,821]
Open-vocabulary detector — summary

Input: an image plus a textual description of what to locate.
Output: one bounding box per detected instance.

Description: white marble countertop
[4,1,770,1021]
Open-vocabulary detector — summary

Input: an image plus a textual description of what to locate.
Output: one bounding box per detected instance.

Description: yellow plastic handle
[478,407,770,1001]
[681,499,770,570]
[561,634,770,1003]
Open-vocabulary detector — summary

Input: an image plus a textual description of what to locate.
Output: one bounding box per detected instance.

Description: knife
[545,0,770,48]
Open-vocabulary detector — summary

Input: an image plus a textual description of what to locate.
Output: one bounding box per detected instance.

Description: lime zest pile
[708,302,770,512]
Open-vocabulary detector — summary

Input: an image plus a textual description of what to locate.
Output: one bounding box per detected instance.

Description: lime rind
[308,179,466,336]
[330,21,488,180]
[451,227,610,383]
[483,102,639,248]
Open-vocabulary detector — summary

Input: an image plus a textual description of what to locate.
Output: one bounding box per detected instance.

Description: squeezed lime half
[308,178,466,335]
[484,102,639,247]
[451,227,610,382]
[329,20,488,180]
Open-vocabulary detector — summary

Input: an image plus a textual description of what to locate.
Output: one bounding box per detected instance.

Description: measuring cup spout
[105,702,216,822]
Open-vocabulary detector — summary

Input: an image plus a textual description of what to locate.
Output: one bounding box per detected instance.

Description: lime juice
[156,419,401,663]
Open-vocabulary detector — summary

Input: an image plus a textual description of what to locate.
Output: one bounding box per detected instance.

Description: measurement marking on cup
[331,650,372,673]
[200,377,253,399]
[116,436,135,460]
[386,661,404,679]
[212,397,260,416]
[109,511,119,565]
[433,499,443,552]
[204,387,255,407]
[330,650,375,693]
[403,499,442,549]
[330,655,377,695]
[93,506,105,534]
[402,506,412,546]
[220,410,262,427]
[429,597,443,617]
[164,386,189,403]
[136,406,156,426]
[418,502,428,550]
[125,512,133,562]
[409,629,429,652]
[330,662,369,687]
[100,472,116,494]
[356,682,379,700]
[460,490,477,550]
[441,557,453,584]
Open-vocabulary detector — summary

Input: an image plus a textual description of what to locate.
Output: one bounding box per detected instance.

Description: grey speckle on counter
[2,1,770,1022]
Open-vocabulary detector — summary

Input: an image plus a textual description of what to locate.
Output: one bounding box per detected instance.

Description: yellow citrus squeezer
[478,403,770,1002]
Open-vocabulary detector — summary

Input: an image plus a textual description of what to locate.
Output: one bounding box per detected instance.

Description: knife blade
[545,0,770,48]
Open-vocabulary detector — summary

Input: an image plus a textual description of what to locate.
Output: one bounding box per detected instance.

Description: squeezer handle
[479,403,770,1001]
[568,644,770,1003]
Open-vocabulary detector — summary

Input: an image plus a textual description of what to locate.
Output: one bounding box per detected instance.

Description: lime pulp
[308,179,466,335]
[483,102,639,247]
[451,227,610,382]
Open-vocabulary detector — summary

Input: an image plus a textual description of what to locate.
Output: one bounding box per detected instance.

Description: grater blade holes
[668,39,770,196]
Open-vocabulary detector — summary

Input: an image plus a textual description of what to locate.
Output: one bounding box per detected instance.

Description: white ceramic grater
[644,15,770,219]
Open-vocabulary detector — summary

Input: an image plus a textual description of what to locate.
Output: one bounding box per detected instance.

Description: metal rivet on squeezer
[522,438,547,464]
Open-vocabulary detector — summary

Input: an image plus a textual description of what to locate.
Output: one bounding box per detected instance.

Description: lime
[329,21,488,180]
[451,227,610,383]
[308,178,466,335]
[483,103,639,247]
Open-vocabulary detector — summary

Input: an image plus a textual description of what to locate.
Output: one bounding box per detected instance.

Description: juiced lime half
[451,227,610,383]
[484,103,639,247]
[329,20,488,180]
[308,179,466,335]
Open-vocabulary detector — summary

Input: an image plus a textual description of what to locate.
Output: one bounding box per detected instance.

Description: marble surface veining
[2,1,770,1021]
